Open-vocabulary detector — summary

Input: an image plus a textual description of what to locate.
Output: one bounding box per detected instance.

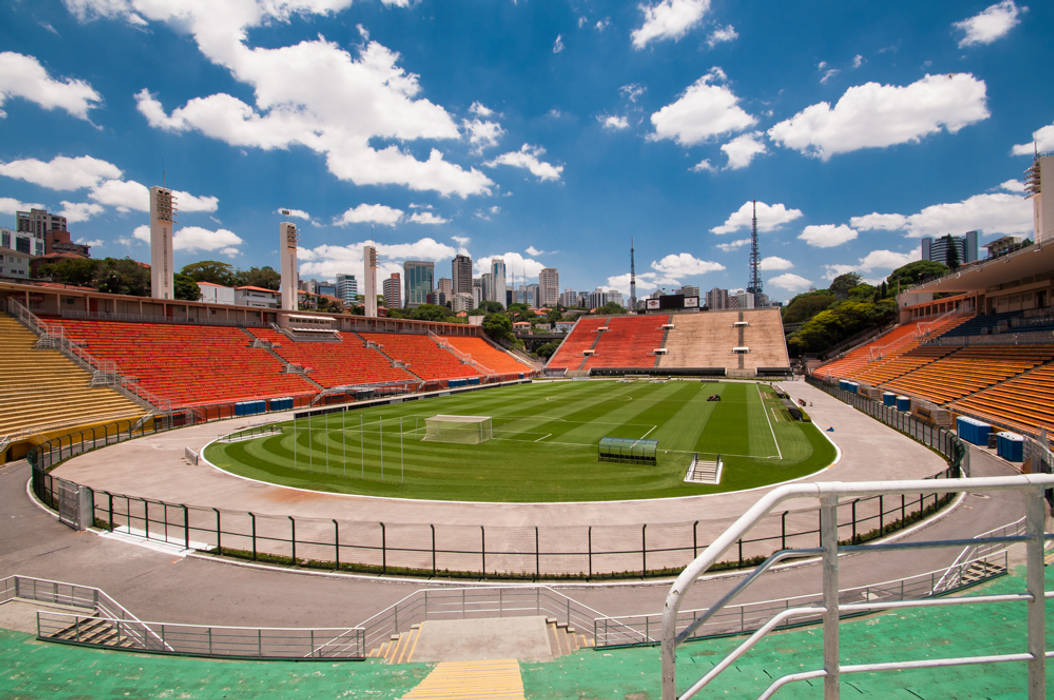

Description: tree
[885,260,949,292]
[174,273,202,301]
[506,303,533,324]
[545,307,562,327]
[482,312,513,344]
[535,340,560,359]
[829,273,862,299]
[409,304,452,322]
[94,258,150,296]
[181,260,237,286]
[236,265,280,290]
[782,290,835,324]
[943,235,961,271]
[37,257,97,287]
[474,301,504,314]
[595,301,626,315]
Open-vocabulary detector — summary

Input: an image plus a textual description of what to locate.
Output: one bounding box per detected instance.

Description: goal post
[423,415,493,444]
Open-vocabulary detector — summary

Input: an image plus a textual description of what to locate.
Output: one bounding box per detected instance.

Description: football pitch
[204,379,836,502]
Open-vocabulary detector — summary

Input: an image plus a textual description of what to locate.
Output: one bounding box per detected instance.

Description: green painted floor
[1,566,1050,699]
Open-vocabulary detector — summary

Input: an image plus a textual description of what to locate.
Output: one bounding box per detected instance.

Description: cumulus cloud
[87,178,217,214]
[710,200,804,234]
[0,196,44,215]
[953,1,1023,48]
[469,101,495,118]
[0,51,101,120]
[997,179,1024,193]
[473,251,545,279]
[599,114,630,130]
[768,273,812,292]
[691,159,716,173]
[823,249,917,281]
[334,203,404,227]
[650,252,724,277]
[798,224,858,248]
[485,144,564,182]
[173,225,243,254]
[650,67,756,146]
[631,0,710,49]
[0,154,121,190]
[707,24,737,47]
[760,256,793,271]
[462,117,504,152]
[851,191,1032,238]
[408,211,449,225]
[721,131,767,169]
[278,207,311,220]
[1011,121,1054,156]
[105,5,493,198]
[768,73,989,160]
[715,237,750,252]
[58,200,104,223]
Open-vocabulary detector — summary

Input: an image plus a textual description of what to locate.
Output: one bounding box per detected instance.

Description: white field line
[534,433,552,442]
[757,382,782,460]
[639,425,657,440]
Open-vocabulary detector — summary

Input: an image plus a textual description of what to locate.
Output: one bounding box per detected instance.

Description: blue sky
[0,0,1051,302]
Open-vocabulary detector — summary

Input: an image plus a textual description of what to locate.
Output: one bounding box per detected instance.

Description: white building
[0,246,31,279]
[336,274,357,306]
[197,281,236,305]
[383,273,401,309]
[236,286,279,308]
[559,289,579,307]
[452,292,473,313]
[490,258,507,308]
[706,287,730,310]
[539,268,559,307]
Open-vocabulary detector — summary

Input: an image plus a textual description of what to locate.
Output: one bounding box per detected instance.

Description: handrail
[660,475,1054,699]
[932,516,1024,594]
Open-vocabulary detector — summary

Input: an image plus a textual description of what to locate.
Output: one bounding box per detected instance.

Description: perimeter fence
[30,378,969,579]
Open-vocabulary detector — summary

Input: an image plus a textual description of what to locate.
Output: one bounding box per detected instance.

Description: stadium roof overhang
[902,239,1054,299]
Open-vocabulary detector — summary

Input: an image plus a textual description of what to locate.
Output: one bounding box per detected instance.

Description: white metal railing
[661,475,1054,700]
[932,517,1024,594]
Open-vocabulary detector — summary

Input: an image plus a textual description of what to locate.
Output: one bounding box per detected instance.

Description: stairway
[401,659,525,700]
[47,615,145,649]
[546,617,592,658]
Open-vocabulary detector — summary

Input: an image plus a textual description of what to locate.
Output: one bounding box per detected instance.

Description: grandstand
[358,332,481,381]
[438,335,535,376]
[582,314,669,369]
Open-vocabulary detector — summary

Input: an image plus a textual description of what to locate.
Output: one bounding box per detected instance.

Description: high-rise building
[559,289,579,308]
[921,231,978,266]
[16,208,64,256]
[149,186,175,300]
[452,292,473,313]
[452,254,472,295]
[1026,154,1052,244]
[520,283,540,307]
[279,221,298,311]
[472,279,483,308]
[678,285,700,298]
[383,272,401,310]
[481,273,493,306]
[403,260,434,308]
[363,245,378,317]
[490,258,507,308]
[731,291,755,310]
[336,274,357,306]
[706,287,730,311]
[437,277,452,305]
[1,227,43,256]
[539,268,559,307]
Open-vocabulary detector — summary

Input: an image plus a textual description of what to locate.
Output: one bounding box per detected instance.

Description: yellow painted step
[401,659,524,700]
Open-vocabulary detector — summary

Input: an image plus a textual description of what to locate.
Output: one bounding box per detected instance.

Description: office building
[706,287,730,311]
[559,289,579,308]
[452,254,472,295]
[1,228,44,257]
[921,231,978,267]
[539,268,559,307]
[15,208,63,256]
[383,272,401,309]
[403,260,434,308]
[490,258,507,308]
[336,274,358,306]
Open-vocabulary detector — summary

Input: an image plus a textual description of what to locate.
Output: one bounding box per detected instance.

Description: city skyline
[0,2,1051,302]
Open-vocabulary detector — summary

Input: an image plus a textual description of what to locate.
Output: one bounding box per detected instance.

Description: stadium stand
[583,314,670,369]
[953,363,1054,435]
[358,332,481,381]
[740,309,791,371]
[45,318,316,409]
[249,328,417,388]
[846,344,958,387]
[439,335,533,376]
[545,317,607,371]
[657,311,739,370]
[0,313,144,440]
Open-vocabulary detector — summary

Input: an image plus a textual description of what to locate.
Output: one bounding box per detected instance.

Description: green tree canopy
[829,273,862,299]
[482,312,513,343]
[782,290,835,324]
[174,272,201,301]
[94,258,150,296]
[236,265,280,290]
[409,304,453,322]
[180,260,237,286]
[38,257,97,288]
[885,260,949,292]
[594,301,626,315]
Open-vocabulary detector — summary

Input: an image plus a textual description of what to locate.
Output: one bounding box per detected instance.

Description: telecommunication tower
[629,238,637,313]
[747,200,762,296]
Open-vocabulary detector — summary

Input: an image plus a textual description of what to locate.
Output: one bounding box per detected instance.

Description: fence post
[108,493,114,531]
[738,538,743,567]
[693,520,699,558]
[878,495,884,533]
[781,511,788,550]
[851,499,859,543]
[587,526,592,579]
[213,508,221,552]
[380,522,386,574]
[250,512,257,561]
[481,526,486,577]
[430,524,436,577]
[333,519,340,569]
[641,524,647,576]
[183,504,190,550]
[535,526,540,582]
[290,516,296,564]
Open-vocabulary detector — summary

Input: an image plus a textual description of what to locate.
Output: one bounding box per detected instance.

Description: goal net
[423,415,493,444]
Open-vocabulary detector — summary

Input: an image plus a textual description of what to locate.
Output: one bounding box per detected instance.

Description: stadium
[3,165,1054,699]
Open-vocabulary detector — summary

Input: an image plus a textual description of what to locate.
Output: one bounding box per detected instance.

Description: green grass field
[203,379,836,502]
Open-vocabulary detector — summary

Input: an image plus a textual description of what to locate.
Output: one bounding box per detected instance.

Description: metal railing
[353,586,604,653]
[660,474,1054,700]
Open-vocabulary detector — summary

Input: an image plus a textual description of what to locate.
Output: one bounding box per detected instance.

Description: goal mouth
[423,414,493,444]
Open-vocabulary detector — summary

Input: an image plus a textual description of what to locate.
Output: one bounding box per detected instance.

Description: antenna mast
[630,238,637,313]
[748,200,762,298]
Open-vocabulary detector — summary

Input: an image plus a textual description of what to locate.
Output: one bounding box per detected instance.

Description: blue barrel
[996,432,1024,461]
[956,416,991,446]
[882,392,896,406]
[896,395,911,411]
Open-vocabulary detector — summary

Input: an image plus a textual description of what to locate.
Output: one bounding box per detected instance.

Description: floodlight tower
[747,200,762,297]
[149,186,175,300]
[629,238,637,313]
[279,219,298,311]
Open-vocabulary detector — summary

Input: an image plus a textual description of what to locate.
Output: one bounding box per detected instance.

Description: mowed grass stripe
[204,380,837,501]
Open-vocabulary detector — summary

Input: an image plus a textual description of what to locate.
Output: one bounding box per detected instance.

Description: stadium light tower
[149,186,175,300]
[747,200,762,297]
[280,220,298,311]
[630,238,637,314]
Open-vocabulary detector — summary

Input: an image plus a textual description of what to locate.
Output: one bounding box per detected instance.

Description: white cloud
[300,237,457,281]
[596,18,611,31]
[473,251,545,279]
[113,5,492,198]
[462,117,504,152]
[953,1,1023,48]
[650,252,724,277]
[691,159,716,173]
[760,256,793,271]
[89,179,149,212]
[552,34,565,54]
[525,245,545,256]
[334,203,404,227]
[798,224,858,248]
[173,225,243,254]
[278,207,311,220]
[851,191,1032,238]
[631,0,710,50]
[174,189,219,213]
[620,83,646,103]
[469,101,495,118]
[75,237,103,247]
[715,237,750,252]
[721,131,766,169]
[485,144,564,182]
[710,200,804,234]
[822,249,917,281]
[707,24,737,47]
[451,235,470,246]
[650,67,756,146]
[599,114,629,130]
[996,179,1024,193]
[768,73,989,160]
[0,154,121,190]
[852,54,864,69]
[768,273,812,292]
[131,224,150,244]
[0,51,101,120]
[58,200,104,223]
[819,67,840,84]
[408,211,449,225]
[0,196,44,215]
[1011,122,1054,156]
